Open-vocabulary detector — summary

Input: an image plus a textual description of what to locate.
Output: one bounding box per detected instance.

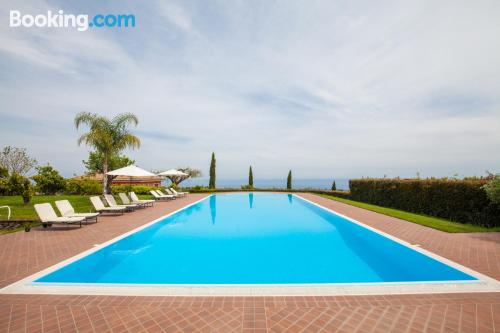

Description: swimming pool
[35,193,476,285]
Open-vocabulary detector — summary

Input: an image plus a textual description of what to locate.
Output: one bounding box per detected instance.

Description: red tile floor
[0,193,499,332]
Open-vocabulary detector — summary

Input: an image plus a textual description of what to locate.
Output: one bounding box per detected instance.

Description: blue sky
[1,0,499,179]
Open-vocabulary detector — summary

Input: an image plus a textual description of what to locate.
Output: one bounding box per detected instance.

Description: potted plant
[20,178,33,205]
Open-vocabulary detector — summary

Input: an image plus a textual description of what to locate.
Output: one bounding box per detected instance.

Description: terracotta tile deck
[0,193,499,332]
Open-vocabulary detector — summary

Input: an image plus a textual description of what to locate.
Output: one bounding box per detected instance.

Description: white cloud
[156,1,194,33]
[0,0,499,179]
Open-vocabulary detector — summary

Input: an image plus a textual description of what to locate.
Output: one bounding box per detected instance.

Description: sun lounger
[55,200,100,223]
[118,193,148,208]
[150,190,174,200]
[156,189,177,199]
[169,188,188,197]
[34,203,85,228]
[90,196,126,215]
[159,188,179,198]
[129,192,155,206]
[162,188,181,197]
[104,194,137,211]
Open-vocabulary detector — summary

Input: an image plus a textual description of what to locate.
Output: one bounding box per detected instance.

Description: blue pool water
[36,194,476,284]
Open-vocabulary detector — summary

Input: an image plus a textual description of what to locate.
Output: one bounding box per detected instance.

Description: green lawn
[0,195,94,221]
[0,194,154,234]
[319,194,500,233]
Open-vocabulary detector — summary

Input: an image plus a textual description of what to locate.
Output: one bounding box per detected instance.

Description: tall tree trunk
[103,156,109,195]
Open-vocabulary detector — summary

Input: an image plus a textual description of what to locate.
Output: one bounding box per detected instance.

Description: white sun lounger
[104,194,137,211]
[162,188,180,197]
[90,196,126,215]
[169,188,188,197]
[156,190,176,199]
[156,188,180,198]
[129,192,155,206]
[150,190,174,200]
[118,193,148,208]
[34,203,85,228]
[55,200,100,223]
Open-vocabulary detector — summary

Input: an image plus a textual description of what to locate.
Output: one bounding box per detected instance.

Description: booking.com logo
[9,10,136,31]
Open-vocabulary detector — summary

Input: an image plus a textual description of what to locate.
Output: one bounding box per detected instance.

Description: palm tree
[75,112,140,194]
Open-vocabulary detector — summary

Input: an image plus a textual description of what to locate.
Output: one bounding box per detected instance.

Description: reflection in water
[287,194,293,204]
[111,244,152,256]
[248,193,254,209]
[210,195,217,225]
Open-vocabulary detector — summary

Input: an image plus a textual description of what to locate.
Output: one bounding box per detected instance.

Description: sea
[170,178,350,191]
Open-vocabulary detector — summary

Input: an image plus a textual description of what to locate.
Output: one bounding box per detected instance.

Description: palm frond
[113,113,139,128]
[76,133,93,147]
[74,112,97,129]
[75,112,140,161]
[119,133,141,150]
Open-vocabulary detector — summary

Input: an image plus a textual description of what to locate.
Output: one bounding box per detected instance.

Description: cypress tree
[287,170,292,190]
[209,152,216,189]
[331,180,336,191]
[248,166,253,188]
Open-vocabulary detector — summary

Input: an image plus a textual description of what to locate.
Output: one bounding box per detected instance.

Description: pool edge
[293,194,498,284]
[1,192,499,297]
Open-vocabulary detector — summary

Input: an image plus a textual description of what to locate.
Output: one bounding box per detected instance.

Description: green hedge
[64,180,159,195]
[65,179,102,195]
[349,179,500,227]
[110,185,160,195]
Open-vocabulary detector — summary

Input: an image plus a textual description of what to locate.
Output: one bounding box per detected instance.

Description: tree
[287,170,292,190]
[75,112,141,194]
[331,180,336,191]
[209,152,216,189]
[248,166,253,188]
[0,166,7,179]
[32,164,67,195]
[178,167,202,179]
[6,173,33,204]
[83,151,134,174]
[0,166,8,195]
[483,175,500,204]
[168,167,202,186]
[0,146,37,175]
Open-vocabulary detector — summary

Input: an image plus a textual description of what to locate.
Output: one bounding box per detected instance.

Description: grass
[319,194,500,233]
[0,194,154,234]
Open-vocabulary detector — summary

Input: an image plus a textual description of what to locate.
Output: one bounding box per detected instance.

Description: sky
[1,0,499,179]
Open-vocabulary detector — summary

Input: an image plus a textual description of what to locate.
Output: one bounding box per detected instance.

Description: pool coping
[1,193,499,296]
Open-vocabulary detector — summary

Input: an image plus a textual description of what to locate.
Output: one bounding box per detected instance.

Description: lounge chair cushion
[90,196,125,211]
[34,203,85,223]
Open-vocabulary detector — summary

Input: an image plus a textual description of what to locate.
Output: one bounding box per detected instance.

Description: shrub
[0,166,7,178]
[189,185,207,191]
[32,165,67,195]
[65,179,102,195]
[110,185,158,195]
[0,166,7,195]
[5,172,33,203]
[310,189,351,199]
[483,175,500,205]
[21,180,34,204]
[349,178,500,227]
